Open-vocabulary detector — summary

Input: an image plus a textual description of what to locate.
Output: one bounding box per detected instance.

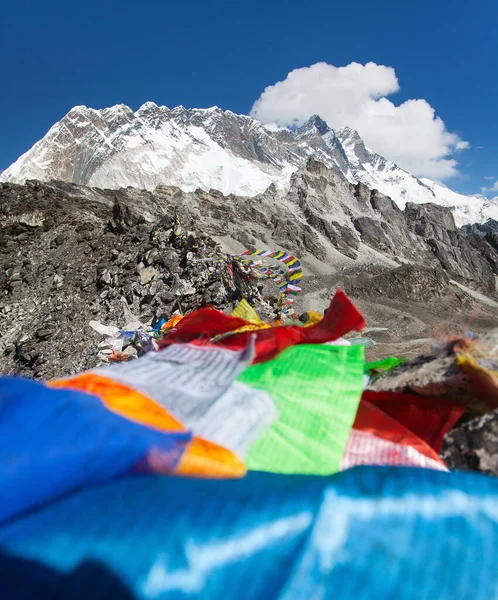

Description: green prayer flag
[238,344,364,475]
[364,356,405,376]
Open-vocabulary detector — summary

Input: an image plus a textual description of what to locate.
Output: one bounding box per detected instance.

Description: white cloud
[261,122,284,132]
[250,62,468,181]
[485,176,495,180]
[481,179,498,194]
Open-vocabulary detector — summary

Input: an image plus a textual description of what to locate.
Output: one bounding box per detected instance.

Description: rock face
[441,411,498,476]
[3,103,498,226]
[462,219,498,236]
[404,204,497,294]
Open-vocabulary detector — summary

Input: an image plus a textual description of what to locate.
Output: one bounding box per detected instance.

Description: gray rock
[441,410,498,476]
[462,219,498,237]
[353,217,394,253]
[53,274,64,288]
[144,248,160,266]
[367,351,473,403]
[97,269,112,288]
[139,266,157,285]
[50,233,66,248]
[36,326,57,341]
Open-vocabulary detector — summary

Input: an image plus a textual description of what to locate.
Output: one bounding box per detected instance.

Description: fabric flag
[52,342,255,479]
[350,399,448,466]
[185,381,279,458]
[160,289,365,365]
[95,341,277,460]
[364,356,406,376]
[231,299,262,324]
[237,247,303,315]
[342,400,448,471]
[88,342,254,423]
[0,377,191,525]
[363,390,465,453]
[238,344,365,475]
[160,313,184,332]
[210,322,272,342]
[1,467,498,599]
[53,372,246,478]
[342,430,447,471]
[305,309,323,326]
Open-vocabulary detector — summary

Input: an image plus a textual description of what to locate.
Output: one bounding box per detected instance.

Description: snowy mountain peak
[335,127,367,158]
[293,114,331,139]
[101,104,133,118]
[337,125,362,142]
[67,105,89,115]
[1,102,496,227]
[137,101,159,111]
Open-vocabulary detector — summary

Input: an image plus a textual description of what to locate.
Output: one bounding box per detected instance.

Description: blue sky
[1,0,497,196]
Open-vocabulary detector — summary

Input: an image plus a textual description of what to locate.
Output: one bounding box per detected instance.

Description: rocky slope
[2,160,498,379]
[2,104,498,226]
[150,159,498,296]
[0,182,263,379]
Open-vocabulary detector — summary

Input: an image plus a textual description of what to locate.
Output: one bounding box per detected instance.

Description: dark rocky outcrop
[353,217,395,254]
[404,203,496,293]
[462,218,498,237]
[441,410,498,476]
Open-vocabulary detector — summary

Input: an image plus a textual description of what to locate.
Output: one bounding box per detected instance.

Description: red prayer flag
[160,290,365,364]
[362,390,465,453]
[353,399,448,466]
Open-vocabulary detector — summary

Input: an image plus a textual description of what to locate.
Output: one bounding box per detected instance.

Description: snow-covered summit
[293,115,331,139]
[1,103,495,226]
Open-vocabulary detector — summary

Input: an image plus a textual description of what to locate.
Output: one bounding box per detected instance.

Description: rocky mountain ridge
[2,103,498,227]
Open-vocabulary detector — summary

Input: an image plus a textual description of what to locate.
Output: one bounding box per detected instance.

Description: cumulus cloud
[481,180,498,194]
[261,122,284,132]
[250,62,468,181]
